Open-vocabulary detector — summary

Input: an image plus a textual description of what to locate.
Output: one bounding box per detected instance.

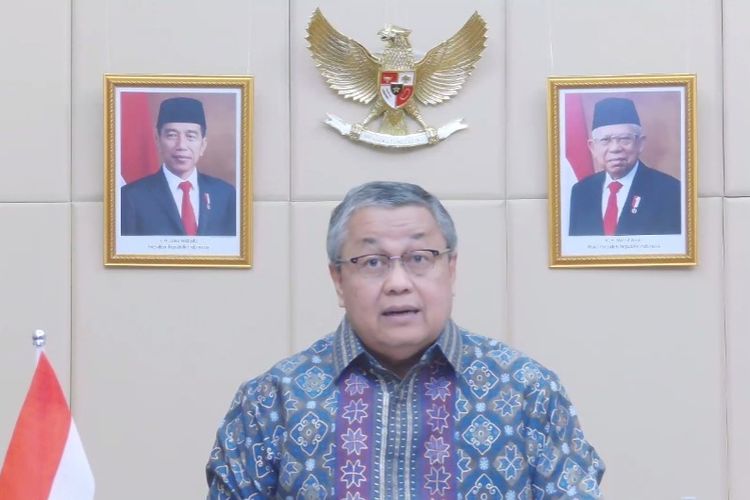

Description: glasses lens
[356,255,390,277]
[618,135,635,147]
[350,250,444,277]
[403,250,437,275]
[597,135,636,147]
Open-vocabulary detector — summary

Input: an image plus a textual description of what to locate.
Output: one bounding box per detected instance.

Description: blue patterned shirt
[206,319,604,499]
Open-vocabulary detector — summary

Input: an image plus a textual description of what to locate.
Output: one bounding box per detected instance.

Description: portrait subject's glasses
[591,133,639,148]
[337,248,452,278]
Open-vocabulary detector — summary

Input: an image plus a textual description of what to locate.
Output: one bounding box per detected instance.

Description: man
[569,97,681,236]
[120,97,236,236]
[206,181,604,498]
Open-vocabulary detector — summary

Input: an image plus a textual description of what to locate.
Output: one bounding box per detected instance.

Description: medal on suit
[631,195,641,214]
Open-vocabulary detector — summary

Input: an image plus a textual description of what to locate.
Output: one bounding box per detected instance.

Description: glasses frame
[590,133,640,148]
[336,248,452,277]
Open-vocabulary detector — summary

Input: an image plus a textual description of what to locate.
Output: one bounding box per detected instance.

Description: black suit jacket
[121,169,236,236]
[569,163,681,236]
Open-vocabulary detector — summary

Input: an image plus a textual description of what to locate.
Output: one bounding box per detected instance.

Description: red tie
[603,181,622,236]
[178,181,197,236]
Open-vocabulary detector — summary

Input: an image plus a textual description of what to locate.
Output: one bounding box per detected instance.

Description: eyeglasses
[336,248,451,278]
[591,134,639,148]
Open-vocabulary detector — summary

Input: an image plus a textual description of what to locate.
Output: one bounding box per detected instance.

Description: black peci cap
[156,97,206,132]
[592,97,640,129]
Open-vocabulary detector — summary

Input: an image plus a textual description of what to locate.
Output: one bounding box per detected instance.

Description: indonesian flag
[0,352,95,499]
[120,91,160,185]
[564,93,595,182]
[560,92,596,235]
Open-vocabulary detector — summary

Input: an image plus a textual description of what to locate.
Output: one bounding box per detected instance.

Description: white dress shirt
[162,165,200,225]
[600,161,640,220]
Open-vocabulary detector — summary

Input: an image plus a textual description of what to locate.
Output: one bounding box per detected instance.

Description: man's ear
[329,264,346,308]
[637,134,646,154]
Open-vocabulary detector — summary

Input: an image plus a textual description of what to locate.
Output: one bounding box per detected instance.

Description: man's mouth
[382,307,420,317]
[607,157,627,165]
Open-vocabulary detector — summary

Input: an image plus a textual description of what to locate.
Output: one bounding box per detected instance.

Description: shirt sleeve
[206,379,279,499]
[524,374,605,498]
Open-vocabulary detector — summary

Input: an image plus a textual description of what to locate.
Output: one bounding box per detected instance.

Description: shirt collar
[331,317,463,379]
[161,164,198,192]
[604,160,639,191]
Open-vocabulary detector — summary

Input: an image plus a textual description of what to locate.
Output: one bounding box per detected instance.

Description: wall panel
[0,204,71,459]
[726,198,750,499]
[507,197,726,499]
[506,0,723,199]
[0,1,70,202]
[71,201,290,499]
[724,0,750,196]
[72,0,290,201]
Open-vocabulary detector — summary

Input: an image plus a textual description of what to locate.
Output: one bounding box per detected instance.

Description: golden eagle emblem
[306,8,488,148]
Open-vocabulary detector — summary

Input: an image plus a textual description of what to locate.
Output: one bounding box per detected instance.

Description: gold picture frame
[547,74,697,268]
[104,75,253,268]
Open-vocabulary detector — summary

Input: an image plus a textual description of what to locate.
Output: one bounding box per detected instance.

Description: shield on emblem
[379,71,415,109]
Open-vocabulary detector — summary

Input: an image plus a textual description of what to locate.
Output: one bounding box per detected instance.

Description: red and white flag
[120,91,160,185]
[560,92,596,236]
[563,92,595,182]
[0,352,94,499]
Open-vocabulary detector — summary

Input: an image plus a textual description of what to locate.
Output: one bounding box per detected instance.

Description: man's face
[156,122,207,179]
[588,123,645,180]
[329,206,457,370]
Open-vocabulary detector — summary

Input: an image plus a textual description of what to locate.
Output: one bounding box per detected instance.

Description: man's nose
[382,259,413,293]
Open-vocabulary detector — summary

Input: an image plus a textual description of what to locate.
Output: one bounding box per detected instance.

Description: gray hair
[327,181,457,264]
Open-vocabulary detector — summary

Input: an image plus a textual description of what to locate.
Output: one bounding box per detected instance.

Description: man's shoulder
[456,327,562,388]
[573,170,606,189]
[198,172,235,193]
[234,333,337,394]
[121,171,163,194]
[571,171,606,200]
[637,163,680,187]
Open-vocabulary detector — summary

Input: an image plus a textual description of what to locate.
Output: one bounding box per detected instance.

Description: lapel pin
[205,193,211,210]
[631,195,641,214]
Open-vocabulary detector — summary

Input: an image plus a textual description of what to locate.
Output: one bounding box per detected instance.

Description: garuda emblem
[306,8,487,148]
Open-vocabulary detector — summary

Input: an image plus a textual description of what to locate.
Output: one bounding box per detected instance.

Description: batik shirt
[206,319,604,499]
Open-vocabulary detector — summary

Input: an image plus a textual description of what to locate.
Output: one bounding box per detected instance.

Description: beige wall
[0,0,743,498]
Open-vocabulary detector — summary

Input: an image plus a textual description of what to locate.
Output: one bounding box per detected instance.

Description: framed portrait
[547,74,697,268]
[104,75,253,267]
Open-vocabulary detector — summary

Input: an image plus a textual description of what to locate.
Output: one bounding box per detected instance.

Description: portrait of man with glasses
[206,181,604,498]
[568,97,682,236]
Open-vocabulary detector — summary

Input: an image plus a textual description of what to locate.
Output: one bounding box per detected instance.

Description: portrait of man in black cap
[120,96,237,236]
[568,97,681,236]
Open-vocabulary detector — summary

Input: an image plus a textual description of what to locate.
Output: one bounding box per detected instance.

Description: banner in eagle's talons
[325,114,467,148]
